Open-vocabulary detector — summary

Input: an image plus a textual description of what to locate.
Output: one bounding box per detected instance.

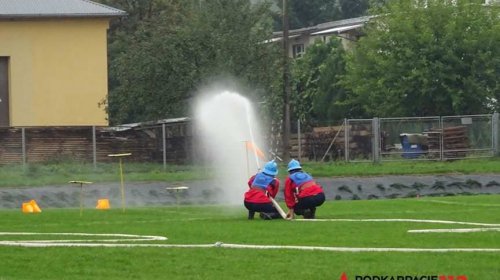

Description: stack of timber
[99,125,192,163]
[0,124,193,165]
[304,126,345,161]
[96,127,159,162]
[425,126,469,158]
[289,133,307,160]
[424,130,442,158]
[25,127,93,162]
[302,124,373,161]
[0,128,23,164]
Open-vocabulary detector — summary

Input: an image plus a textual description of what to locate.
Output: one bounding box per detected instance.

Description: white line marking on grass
[217,243,500,253]
[0,232,167,243]
[0,238,499,252]
[418,200,500,207]
[409,228,500,233]
[296,218,500,227]
[0,241,213,248]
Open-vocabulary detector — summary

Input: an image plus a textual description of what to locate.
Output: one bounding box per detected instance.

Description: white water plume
[194,90,266,205]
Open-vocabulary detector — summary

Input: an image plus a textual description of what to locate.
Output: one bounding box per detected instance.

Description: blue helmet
[287,159,301,172]
[263,160,278,176]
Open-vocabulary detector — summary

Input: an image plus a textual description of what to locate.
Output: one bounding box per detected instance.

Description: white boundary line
[0,232,167,243]
[295,218,500,227]
[295,218,500,234]
[409,228,500,233]
[0,239,499,252]
[218,243,500,252]
[417,199,500,207]
[0,241,213,248]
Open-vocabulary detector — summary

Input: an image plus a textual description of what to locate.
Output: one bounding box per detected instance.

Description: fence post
[21,127,26,167]
[162,123,167,171]
[92,126,96,169]
[190,121,196,164]
[493,112,499,156]
[372,117,380,163]
[297,119,301,162]
[344,118,349,162]
[439,116,444,161]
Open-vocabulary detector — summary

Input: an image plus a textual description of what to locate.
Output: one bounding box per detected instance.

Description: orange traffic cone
[22,202,33,213]
[96,199,110,210]
[22,200,42,213]
[30,200,42,213]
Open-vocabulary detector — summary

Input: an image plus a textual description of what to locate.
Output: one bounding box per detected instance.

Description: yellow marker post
[108,153,132,212]
[165,186,189,209]
[69,180,93,216]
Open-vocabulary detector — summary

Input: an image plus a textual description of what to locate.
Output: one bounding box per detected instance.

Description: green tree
[292,39,358,123]
[98,0,176,28]
[96,0,188,123]
[272,0,382,30]
[343,0,500,117]
[338,0,370,19]
[287,0,339,29]
[104,0,281,124]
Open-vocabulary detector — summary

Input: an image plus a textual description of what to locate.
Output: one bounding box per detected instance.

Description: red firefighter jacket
[244,174,280,204]
[284,175,323,209]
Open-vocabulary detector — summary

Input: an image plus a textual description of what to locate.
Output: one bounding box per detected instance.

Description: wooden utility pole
[282,0,291,162]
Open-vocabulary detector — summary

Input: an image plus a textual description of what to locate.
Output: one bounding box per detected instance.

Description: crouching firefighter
[285,159,325,219]
[244,160,282,220]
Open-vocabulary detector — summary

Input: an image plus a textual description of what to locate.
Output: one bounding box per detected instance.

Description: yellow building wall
[0,18,110,126]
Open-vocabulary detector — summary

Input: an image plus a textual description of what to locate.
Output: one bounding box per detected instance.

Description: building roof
[0,0,126,19]
[272,15,374,40]
[310,24,364,36]
[106,117,191,132]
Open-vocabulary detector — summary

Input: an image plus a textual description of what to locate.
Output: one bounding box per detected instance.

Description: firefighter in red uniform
[285,159,325,219]
[244,160,282,220]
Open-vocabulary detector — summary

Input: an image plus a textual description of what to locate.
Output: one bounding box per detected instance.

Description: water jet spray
[194,89,267,205]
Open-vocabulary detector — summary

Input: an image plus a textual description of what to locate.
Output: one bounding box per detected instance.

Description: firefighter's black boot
[248,211,255,220]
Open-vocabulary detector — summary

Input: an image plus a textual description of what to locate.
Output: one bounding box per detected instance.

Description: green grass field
[1,195,499,279]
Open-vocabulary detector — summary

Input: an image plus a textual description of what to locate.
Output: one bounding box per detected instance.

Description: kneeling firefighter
[285,159,325,219]
[244,160,282,220]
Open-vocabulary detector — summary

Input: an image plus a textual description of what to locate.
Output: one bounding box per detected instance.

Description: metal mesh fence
[379,117,441,161]
[441,115,494,159]
[295,113,499,162]
[1,114,498,166]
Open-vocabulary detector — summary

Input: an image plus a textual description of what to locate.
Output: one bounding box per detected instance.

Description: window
[0,57,9,127]
[292,44,305,58]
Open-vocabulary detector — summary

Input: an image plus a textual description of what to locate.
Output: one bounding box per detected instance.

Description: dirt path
[2,174,500,209]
